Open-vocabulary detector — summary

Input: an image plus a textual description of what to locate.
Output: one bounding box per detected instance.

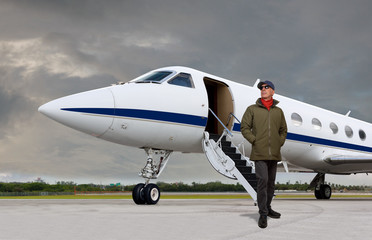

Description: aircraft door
[203,77,234,135]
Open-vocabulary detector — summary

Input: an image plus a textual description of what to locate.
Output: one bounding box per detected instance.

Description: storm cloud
[0,0,371,185]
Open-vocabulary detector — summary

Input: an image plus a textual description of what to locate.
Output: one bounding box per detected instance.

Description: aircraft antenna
[345,110,351,117]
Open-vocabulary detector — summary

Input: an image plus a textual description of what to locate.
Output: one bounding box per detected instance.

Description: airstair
[202,109,257,203]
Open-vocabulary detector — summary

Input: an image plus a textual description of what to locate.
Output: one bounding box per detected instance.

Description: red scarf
[261,98,273,110]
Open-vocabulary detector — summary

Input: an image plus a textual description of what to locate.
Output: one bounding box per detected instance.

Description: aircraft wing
[324,156,372,165]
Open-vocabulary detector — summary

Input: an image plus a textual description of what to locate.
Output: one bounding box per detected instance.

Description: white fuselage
[39,66,372,175]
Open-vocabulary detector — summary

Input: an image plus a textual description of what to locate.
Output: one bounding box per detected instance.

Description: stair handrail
[209,109,245,155]
[226,113,255,169]
[208,108,254,169]
[224,113,245,156]
[226,112,241,126]
[225,112,247,156]
[208,108,233,137]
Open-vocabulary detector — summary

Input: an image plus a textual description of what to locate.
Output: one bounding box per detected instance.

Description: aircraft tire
[314,189,323,199]
[321,184,332,199]
[314,184,332,199]
[132,183,146,204]
[144,183,160,205]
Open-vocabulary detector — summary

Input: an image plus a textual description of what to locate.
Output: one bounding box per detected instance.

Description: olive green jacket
[241,98,287,161]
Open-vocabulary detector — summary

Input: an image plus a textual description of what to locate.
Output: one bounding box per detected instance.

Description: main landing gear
[132,148,172,205]
[310,173,332,199]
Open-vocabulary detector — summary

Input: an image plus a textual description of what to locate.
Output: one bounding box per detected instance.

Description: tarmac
[0,196,371,240]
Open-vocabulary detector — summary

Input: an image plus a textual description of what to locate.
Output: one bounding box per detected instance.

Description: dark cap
[258,80,275,90]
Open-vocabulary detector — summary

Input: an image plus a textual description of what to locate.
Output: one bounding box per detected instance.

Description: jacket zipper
[268,109,272,160]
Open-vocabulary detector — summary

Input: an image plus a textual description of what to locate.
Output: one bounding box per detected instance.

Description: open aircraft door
[203,77,234,134]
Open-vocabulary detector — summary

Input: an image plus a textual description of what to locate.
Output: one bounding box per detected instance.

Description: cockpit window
[168,73,194,88]
[135,71,173,83]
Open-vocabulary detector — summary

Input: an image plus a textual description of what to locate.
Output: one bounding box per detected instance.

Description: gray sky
[0,0,371,186]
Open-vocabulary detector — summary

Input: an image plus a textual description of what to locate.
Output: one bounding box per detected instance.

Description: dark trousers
[255,160,278,215]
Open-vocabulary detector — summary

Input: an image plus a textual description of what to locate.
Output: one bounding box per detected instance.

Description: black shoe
[258,215,267,228]
[268,208,281,218]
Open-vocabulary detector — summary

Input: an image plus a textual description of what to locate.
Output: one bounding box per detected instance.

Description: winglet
[253,79,260,88]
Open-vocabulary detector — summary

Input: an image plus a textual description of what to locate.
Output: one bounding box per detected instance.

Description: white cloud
[0,38,97,79]
[0,172,12,179]
[119,32,180,49]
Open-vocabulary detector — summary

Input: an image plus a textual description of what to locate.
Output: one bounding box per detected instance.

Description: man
[241,80,287,228]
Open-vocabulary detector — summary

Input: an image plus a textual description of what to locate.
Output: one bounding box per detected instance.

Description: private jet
[38,66,372,204]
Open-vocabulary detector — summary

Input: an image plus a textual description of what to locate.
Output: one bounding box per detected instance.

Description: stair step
[209,134,220,141]
[221,141,232,148]
[236,165,253,173]
[221,145,235,152]
[241,173,257,181]
[209,134,230,143]
[234,159,247,167]
[248,180,258,190]
[225,153,242,160]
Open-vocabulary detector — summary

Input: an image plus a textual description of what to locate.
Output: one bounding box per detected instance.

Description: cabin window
[168,73,194,88]
[330,122,338,134]
[345,125,353,138]
[291,113,303,126]
[312,118,322,130]
[135,71,174,83]
[359,130,366,141]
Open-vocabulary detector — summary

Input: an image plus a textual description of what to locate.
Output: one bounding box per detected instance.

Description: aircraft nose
[38,87,115,137]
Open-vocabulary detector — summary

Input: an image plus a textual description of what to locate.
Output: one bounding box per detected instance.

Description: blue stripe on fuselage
[233,123,372,153]
[60,108,371,153]
[61,108,207,127]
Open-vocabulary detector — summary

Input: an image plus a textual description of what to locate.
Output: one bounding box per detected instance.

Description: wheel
[321,184,332,199]
[314,188,323,199]
[132,183,146,204]
[314,184,332,199]
[143,183,160,205]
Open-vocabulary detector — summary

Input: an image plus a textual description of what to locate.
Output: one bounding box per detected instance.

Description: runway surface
[0,197,371,240]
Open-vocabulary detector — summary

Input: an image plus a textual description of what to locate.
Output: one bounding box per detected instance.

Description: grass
[0,193,371,200]
[0,195,131,200]
[0,194,248,200]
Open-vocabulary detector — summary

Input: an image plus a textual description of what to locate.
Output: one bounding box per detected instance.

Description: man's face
[260,84,275,100]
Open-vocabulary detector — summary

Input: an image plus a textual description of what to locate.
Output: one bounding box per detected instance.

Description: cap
[257,80,275,90]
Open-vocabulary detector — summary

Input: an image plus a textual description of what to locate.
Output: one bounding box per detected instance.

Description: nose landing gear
[132,148,172,205]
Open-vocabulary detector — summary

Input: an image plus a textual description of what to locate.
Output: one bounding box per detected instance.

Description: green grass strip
[0,193,371,200]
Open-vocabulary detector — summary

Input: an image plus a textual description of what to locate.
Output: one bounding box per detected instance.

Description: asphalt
[0,197,371,240]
